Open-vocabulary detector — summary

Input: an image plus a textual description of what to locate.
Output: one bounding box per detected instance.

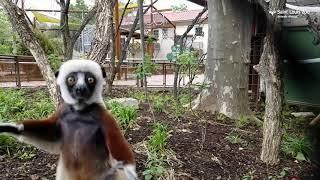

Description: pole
[115,0,122,80]
[138,0,147,100]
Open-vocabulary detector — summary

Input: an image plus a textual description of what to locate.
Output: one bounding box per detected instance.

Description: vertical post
[115,0,122,80]
[15,56,21,89]
[138,0,147,99]
[81,11,85,57]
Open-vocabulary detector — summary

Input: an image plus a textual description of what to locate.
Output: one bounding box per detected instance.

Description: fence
[0,55,205,88]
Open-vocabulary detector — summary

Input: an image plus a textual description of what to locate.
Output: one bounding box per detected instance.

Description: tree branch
[178,7,208,46]
[71,4,98,44]
[116,0,131,36]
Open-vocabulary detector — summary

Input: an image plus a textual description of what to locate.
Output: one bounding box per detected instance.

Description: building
[122,9,208,59]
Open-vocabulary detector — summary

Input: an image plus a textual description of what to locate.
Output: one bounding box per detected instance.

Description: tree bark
[88,0,113,64]
[254,0,285,165]
[192,0,253,119]
[0,0,61,107]
[254,28,282,165]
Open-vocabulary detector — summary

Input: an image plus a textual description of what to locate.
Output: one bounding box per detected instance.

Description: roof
[122,9,208,27]
[287,0,320,6]
[186,0,207,7]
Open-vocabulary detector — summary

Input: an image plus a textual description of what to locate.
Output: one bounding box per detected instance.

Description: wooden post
[115,0,122,80]
[14,56,21,89]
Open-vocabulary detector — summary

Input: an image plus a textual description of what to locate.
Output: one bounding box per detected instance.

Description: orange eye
[88,77,95,84]
[67,76,76,86]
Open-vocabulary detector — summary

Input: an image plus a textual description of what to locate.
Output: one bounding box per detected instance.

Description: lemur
[0,60,137,180]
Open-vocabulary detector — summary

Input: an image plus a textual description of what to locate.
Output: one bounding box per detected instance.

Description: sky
[24,0,202,11]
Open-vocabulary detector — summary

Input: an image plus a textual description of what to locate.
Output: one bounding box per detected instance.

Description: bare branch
[178,7,208,46]
[71,4,98,44]
[116,0,132,35]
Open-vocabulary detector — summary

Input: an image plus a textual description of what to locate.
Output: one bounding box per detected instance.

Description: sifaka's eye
[88,77,95,84]
[67,76,76,86]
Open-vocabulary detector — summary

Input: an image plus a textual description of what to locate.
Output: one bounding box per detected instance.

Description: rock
[108,98,139,109]
[291,112,315,118]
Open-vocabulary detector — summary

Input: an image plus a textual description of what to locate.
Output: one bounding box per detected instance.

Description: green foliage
[0,89,54,122]
[144,123,171,180]
[0,89,27,121]
[48,54,62,72]
[15,31,63,56]
[107,101,137,130]
[0,44,12,54]
[32,12,60,23]
[0,89,53,156]
[242,170,256,180]
[135,54,157,79]
[69,0,89,24]
[143,151,167,180]
[166,45,181,62]
[0,11,13,42]
[147,123,170,153]
[171,4,188,12]
[225,131,247,146]
[236,116,251,128]
[281,134,312,161]
[279,167,290,178]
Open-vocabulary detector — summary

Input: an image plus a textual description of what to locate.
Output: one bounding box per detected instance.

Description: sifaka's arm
[99,106,137,180]
[0,109,62,154]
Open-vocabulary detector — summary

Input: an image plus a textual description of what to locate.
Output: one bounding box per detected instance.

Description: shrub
[107,101,137,130]
[148,123,170,153]
[281,134,312,161]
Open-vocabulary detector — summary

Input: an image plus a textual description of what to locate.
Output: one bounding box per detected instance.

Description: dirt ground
[0,88,319,180]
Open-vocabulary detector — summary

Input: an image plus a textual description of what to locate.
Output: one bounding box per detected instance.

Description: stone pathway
[0,74,204,88]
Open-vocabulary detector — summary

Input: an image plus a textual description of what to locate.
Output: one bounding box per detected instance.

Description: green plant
[144,123,171,180]
[135,54,157,79]
[281,134,312,161]
[107,101,137,130]
[129,91,146,102]
[242,170,256,180]
[150,94,170,113]
[279,167,291,178]
[236,116,251,128]
[225,131,247,146]
[143,151,167,180]
[48,54,62,71]
[148,123,170,153]
[0,89,27,121]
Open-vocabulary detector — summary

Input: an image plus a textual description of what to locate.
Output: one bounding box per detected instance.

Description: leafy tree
[69,0,89,24]
[171,4,188,12]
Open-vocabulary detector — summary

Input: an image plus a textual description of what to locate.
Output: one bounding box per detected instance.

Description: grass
[106,101,137,130]
[225,131,247,146]
[281,134,312,161]
[0,89,54,156]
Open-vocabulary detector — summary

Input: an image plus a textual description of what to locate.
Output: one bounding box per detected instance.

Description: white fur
[56,59,106,109]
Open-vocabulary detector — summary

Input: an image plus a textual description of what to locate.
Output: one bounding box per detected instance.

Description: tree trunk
[254,0,285,165]
[88,0,113,64]
[254,26,282,165]
[192,0,253,119]
[1,0,61,106]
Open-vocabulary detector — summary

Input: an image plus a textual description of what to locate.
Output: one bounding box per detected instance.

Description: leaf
[295,152,306,161]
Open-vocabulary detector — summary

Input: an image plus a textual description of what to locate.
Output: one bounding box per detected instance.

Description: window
[195,27,204,36]
[153,29,159,39]
[162,28,168,39]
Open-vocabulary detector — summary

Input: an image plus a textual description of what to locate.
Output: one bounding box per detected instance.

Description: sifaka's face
[65,71,97,103]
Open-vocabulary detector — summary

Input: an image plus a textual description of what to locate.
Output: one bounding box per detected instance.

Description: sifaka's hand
[0,123,23,134]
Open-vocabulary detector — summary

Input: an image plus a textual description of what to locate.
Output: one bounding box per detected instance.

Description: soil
[0,88,319,180]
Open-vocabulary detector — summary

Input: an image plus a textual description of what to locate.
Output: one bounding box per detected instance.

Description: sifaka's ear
[55,71,59,78]
[101,67,107,78]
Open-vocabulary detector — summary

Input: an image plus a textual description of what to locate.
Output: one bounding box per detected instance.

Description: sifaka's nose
[75,86,87,96]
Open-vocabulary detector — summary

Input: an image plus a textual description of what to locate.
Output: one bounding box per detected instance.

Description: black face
[65,72,96,102]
